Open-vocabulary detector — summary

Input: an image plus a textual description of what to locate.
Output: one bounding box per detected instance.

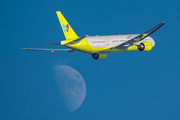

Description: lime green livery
[22,11,165,60]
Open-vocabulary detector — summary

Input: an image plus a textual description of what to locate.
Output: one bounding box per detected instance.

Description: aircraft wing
[21,48,74,52]
[113,22,165,49]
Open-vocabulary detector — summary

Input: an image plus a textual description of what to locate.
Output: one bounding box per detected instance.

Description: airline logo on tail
[62,24,69,32]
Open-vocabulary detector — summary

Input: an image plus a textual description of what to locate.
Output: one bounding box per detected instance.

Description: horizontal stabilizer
[21,48,73,52]
[35,43,61,46]
[69,35,87,44]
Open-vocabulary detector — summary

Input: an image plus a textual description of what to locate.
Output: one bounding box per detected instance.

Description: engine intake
[138,41,152,51]
[92,54,107,60]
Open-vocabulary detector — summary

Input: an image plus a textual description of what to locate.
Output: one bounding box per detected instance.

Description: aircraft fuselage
[61,34,155,54]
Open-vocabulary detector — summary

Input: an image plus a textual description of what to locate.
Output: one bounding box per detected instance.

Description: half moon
[53,65,86,112]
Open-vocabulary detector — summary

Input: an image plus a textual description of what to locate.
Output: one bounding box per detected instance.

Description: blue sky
[1,0,180,120]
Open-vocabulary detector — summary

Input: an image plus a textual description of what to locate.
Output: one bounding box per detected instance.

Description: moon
[53,65,86,112]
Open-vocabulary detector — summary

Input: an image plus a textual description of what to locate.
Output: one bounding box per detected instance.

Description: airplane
[22,11,165,60]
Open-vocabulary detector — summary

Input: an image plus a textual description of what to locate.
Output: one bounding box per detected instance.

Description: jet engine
[92,54,107,60]
[138,41,152,52]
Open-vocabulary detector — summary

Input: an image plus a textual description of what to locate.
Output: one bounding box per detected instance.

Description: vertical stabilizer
[56,11,78,40]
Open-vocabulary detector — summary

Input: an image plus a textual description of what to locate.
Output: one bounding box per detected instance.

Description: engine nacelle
[138,41,152,52]
[92,54,107,60]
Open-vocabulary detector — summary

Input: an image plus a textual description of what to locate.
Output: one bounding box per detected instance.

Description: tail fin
[56,11,78,40]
